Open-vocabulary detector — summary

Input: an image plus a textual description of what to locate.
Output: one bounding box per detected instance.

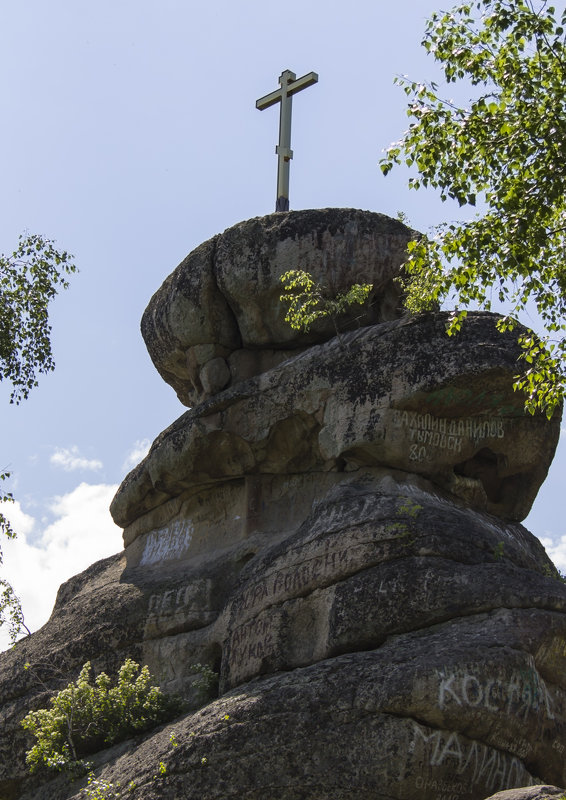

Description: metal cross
[256,69,318,212]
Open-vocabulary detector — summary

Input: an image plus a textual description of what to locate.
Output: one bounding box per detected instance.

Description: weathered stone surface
[15,608,566,800]
[0,554,143,800]
[213,209,414,346]
[140,236,240,406]
[112,312,561,534]
[485,788,566,800]
[141,209,417,405]
[199,356,231,395]
[219,478,566,690]
[3,472,566,800]
[1,210,565,800]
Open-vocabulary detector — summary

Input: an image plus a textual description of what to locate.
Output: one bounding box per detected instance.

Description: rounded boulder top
[141,208,418,406]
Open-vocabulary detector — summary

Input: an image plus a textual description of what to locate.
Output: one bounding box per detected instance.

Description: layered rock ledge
[112,311,560,538]
[3,475,566,800]
[1,210,564,800]
[141,209,418,406]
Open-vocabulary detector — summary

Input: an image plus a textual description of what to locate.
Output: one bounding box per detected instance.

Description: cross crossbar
[256,69,318,211]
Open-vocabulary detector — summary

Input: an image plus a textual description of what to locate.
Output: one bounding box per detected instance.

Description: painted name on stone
[413,725,535,792]
[392,410,505,459]
[495,738,531,760]
[438,668,554,720]
[230,616,274,669]
[236,545,353,614]
[140,519,194,566]
[414,776,465,796]
[147,582,201,616]
[551,638,566,659]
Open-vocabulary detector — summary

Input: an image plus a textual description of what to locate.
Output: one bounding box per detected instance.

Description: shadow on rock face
[112,311,562,538]
[1,211,564,800]
[141,209,419,406]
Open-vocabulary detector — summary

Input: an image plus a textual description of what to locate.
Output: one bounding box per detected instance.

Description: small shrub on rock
[21,658,180,775]
[190,662,219,700]
[280,269,373,333]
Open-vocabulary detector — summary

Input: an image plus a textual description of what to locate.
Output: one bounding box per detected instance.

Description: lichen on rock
[141,208,418,406]
[1,210,565,800]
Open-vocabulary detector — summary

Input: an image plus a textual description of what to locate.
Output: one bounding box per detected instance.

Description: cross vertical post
[256,69,318,212]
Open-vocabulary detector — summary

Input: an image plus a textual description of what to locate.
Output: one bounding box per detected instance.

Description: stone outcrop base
[19,606,565,800]
[3,475,566,800]
[2,211,564,800]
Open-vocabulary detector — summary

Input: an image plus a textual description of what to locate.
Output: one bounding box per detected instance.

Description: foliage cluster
[190,662,219,699]
[280,270,372,334]
[387,497,422,545]
[82,772,122,800]
[0,233,76,404]
[380,0,566,417]
[21,659,180,775]
[1,233,75,645]
[0,469,29,644]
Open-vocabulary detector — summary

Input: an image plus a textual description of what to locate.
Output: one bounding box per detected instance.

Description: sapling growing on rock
[21,658,180,776]
[280,269,372,336]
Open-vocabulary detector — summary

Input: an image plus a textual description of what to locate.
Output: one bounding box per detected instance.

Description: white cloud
[0,483,121,652]
[50,446,103,472]
[0,500,35,538]
[122,438,150,471]
[540,534,566,573]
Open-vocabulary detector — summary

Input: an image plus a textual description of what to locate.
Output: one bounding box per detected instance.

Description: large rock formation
[141,208,416,406]
[0,209,564,800]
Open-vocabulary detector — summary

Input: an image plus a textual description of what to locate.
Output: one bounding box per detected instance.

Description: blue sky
[1,0,564,649]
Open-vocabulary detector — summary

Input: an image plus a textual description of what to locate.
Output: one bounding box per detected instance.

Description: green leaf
[280,270,373,334]
[21,658,181,775]
[381,0,566,416]
[0,233,76,404]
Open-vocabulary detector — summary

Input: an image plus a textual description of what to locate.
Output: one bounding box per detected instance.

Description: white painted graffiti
[147,581,203,616]
[438,669,554,720]
[413,725,535,793]
[393,410,505,461]
[140,519,194,566]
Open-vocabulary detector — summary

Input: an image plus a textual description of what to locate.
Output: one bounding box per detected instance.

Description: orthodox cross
[256,69,318,212]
